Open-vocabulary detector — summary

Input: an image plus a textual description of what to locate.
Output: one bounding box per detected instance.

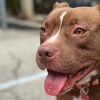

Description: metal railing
[0,0,7,29]
[0,0,41,29]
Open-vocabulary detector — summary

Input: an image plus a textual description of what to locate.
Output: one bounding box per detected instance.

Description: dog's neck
[77,70,98,86]
[73,70,100,100]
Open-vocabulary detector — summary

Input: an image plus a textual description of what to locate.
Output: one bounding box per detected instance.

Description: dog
[36,2,100,100]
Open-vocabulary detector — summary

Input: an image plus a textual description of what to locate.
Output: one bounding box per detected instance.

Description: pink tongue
[44,72,67,96]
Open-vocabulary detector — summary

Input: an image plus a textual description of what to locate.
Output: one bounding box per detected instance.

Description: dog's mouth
[44,65,94,96]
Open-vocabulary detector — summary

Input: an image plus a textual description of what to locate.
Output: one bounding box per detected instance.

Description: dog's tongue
[44,71,67,96]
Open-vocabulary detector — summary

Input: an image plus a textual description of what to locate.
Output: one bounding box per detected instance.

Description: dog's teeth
[69,74,72,78]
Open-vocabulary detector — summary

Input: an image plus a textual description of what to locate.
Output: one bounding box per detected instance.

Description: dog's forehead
[63,7,100,25]
[44,7,100,26]
[43,8,69,25]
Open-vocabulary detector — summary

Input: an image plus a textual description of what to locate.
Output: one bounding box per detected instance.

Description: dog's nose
[37,46,56,60]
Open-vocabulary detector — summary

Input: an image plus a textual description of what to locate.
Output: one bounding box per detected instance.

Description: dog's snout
[38,46,56,60]
[36,45,60,70]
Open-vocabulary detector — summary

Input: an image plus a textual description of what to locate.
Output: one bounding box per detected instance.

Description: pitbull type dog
[36,2,100,100]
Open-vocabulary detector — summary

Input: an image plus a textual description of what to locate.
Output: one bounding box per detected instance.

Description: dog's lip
[47,61,94,75]
[61,65,94,93]
[44,63,95,96]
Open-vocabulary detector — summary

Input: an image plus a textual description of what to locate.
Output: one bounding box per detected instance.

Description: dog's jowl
[36,2,100,100]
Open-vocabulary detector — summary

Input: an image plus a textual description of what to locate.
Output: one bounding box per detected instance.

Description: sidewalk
[0,29,55,100]
[7,14,46,29]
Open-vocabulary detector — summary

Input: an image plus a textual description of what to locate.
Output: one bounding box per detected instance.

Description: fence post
[20,0,34,20]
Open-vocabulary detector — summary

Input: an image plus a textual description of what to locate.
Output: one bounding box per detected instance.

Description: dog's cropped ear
[96,4,100,11]
[53,2,70,9]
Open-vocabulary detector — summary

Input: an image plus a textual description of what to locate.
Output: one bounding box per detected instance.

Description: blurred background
[0,0,99,100]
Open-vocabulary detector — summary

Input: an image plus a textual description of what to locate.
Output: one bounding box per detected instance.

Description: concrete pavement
[0,29,55,100]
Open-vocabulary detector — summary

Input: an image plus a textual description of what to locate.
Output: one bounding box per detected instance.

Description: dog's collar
[77,73,100,100]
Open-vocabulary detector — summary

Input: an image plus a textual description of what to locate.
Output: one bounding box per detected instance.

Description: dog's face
[36,2,100,96]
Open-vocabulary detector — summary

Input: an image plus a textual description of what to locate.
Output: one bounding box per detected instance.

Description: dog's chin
[44,64,95,96]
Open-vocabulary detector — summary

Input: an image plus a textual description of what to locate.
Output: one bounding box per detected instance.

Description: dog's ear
[96,4,100,11]
[53,2,70,9]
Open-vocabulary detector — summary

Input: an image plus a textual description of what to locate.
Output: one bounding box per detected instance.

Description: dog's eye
[74,28,86,35]
[40,27,46,33]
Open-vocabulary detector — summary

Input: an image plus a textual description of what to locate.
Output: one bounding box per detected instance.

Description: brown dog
[36,2,100,100]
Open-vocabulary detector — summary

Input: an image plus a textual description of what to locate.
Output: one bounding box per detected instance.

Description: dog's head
[36,2,100,96]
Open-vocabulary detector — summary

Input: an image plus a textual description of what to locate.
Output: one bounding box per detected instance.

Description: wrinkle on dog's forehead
[47,11,67,43]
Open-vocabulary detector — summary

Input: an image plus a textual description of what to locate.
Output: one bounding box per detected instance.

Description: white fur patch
[73,96,81,100]
[72,70,98,100]
[77,70,98,85]
[47,11,67,42]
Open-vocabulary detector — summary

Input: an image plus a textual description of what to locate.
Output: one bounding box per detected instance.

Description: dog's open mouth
[44,65,94,96]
